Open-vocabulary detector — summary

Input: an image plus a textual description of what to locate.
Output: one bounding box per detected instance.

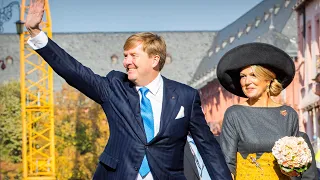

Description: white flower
[272,136,312,171]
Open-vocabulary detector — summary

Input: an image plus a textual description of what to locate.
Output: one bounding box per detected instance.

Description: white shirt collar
[136,73,162,95]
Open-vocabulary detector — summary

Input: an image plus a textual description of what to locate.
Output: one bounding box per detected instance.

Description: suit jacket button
[145,145,148,149]
[134,167,138,171]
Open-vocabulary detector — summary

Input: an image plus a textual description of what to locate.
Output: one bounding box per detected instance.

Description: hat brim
[217,43,295,98]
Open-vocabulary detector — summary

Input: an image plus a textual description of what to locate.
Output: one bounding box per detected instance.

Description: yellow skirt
[235,152,290,180]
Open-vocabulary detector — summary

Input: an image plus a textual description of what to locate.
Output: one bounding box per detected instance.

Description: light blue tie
[139,87,154,177]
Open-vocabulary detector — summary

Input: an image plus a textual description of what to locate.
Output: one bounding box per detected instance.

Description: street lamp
[0,60,6,70]
[15,20,25,34]
[0,1,24,34]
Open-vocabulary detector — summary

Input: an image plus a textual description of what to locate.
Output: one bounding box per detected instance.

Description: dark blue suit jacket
[35,38,231,180]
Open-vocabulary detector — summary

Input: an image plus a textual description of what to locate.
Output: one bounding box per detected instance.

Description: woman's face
[240,66,270,99]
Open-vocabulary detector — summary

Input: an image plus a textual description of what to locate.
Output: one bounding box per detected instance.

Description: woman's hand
[280,169,300,177]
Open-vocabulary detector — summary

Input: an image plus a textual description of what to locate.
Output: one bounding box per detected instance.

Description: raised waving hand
[25,0,45,37]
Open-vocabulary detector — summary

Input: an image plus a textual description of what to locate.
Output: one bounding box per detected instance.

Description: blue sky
[1,0,262,33]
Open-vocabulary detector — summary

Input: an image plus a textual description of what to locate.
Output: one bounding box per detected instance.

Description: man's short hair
[124,32,167,71]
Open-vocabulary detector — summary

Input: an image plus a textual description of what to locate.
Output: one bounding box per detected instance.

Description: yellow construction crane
[19,0,55,179]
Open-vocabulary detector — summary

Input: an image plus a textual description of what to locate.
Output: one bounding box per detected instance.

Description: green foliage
[0,81,22,179]
[0,82,110,179]
[0,81,22,163]
[54,84,110,179]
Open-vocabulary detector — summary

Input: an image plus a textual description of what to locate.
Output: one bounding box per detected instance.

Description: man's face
[240,66,270,99]
[123,44,155,86]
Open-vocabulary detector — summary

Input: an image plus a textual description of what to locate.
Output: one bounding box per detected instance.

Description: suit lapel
[151,77,179,143]
[125,77,180,144]
[125,80,146,143]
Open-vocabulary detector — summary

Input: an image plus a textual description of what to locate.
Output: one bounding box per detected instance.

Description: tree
[0,81,22,179]
[0,81,110,179]
[54,83,110,179]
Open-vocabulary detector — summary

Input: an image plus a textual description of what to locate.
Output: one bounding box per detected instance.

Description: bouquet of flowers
[272,136,312,177]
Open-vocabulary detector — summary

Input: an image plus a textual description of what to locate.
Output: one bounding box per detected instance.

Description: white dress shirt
[27,31,48,50]
[27,32,163,180]
[135,73,163,138]
[136,73,163,180]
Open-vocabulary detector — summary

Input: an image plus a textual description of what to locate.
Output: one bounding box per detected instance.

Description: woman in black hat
[218,43,315,179]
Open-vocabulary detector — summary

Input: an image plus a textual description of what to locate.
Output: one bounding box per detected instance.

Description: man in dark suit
[25,1,231,180]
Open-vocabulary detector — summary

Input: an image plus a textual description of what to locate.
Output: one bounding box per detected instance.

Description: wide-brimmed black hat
[217,42,295,98]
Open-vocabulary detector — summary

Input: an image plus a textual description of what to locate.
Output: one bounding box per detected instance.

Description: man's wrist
[27,31,48,50]
[27,28,41,38]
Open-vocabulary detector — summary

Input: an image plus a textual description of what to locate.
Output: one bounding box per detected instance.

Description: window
[274,4,280,15]
[5,56,13,65]
[245,24,252,34]
[255,17,261,28]
[215,46,221,53]
[284,0,291,8]
[110,54,118,64]
[307,21,313,82]
[222,41,228,48]
[298,25,304,54]
[229,36,235,43]
[316,55,320,74]
[297,14,304,55]
[237,30,243,38]
[316,14,320,52]
[264,12,270,21]
[165,54,172,64]
[307,21,312,54]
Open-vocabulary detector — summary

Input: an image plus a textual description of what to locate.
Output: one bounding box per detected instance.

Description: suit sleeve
[189,90,232,180]
[220,108,238,175]
[35,38,110,104]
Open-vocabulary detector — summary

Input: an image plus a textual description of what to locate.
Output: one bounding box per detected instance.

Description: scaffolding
[19,0,55,179]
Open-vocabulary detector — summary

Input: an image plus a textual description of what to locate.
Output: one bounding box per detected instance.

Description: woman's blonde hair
[251,65,283,96]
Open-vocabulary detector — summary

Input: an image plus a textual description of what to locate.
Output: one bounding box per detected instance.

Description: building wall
[296,0,320,140]
[0,31,216,90]
[199,79,245,130]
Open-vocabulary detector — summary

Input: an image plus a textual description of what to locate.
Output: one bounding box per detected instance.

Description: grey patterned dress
[220,105,299,177]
